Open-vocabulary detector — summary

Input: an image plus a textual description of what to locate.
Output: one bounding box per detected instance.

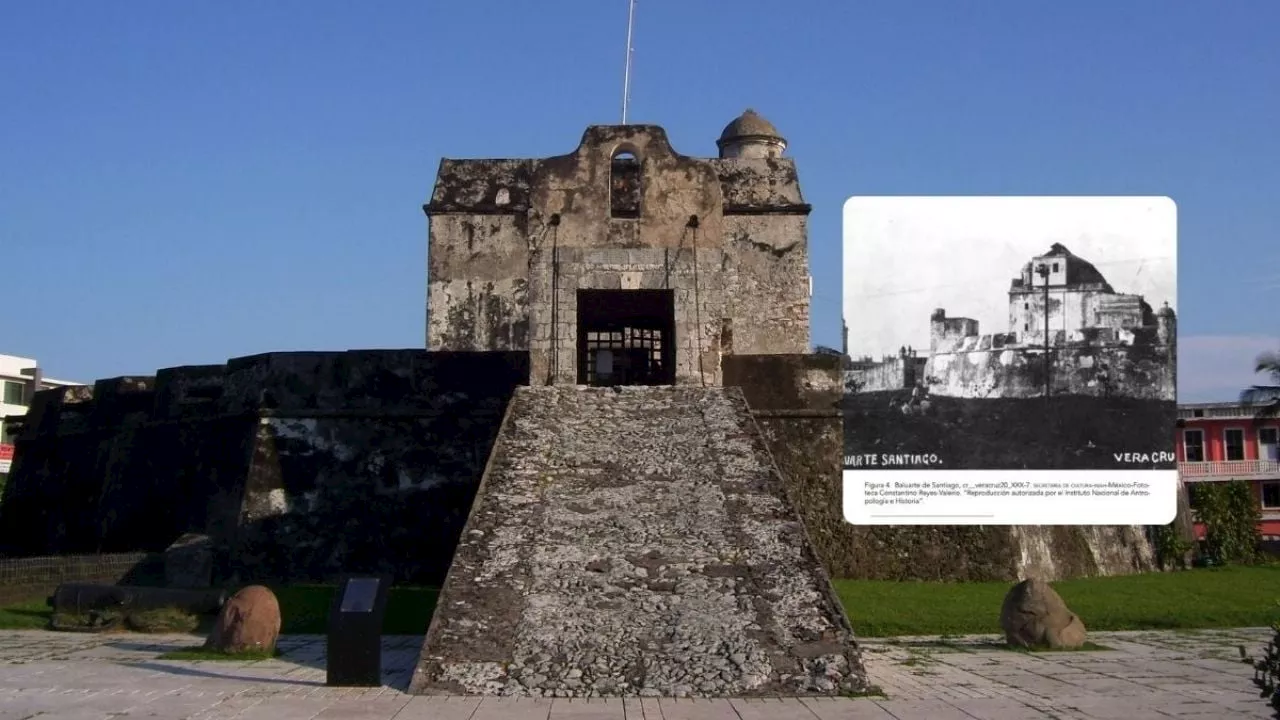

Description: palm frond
[1256,352,1280,383]
[1241,385,1280,420]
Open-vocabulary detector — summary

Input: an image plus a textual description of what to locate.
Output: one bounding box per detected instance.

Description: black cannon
[48,584,228,616]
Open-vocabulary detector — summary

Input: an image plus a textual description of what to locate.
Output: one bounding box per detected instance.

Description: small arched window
[610,151,641,219]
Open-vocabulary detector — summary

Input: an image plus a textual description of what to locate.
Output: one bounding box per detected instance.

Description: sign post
[326,575,391,687]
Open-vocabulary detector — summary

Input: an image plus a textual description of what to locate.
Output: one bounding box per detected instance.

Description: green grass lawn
[835,565,1280,637]
[0,598,56,630]
[1,567,1276,638]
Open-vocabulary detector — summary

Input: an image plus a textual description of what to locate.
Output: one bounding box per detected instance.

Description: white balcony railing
[1179,459,1280,480]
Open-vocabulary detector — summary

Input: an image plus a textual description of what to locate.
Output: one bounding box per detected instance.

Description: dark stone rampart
[0,350,529,586]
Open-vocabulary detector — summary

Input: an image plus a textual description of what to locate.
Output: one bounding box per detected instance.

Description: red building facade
[1177,401,1280,540]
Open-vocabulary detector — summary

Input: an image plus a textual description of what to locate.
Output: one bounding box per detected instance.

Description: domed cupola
[716,109,787,159]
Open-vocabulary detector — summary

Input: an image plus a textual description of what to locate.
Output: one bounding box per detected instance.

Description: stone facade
[1009,243,1154,341]
[425,121,811,387]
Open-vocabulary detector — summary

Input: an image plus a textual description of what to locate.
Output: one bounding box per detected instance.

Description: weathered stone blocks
[426,125,811,386]
[412,385,867,697]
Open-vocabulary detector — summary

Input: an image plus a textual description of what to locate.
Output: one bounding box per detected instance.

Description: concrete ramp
[411,386,867,697]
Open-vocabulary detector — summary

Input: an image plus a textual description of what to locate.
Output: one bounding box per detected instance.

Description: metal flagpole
[621,0,636,123]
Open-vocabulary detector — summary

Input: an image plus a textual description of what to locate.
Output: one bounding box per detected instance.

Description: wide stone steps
[411,385,866,698]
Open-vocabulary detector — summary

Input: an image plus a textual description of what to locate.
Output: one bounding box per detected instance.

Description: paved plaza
[0,628,1273,719]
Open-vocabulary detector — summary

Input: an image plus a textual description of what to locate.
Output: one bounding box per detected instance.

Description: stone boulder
[999,578,1087,649]
[164,533,215,589]
[206,585,281,654]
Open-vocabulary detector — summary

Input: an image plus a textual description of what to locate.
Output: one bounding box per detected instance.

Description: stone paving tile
[0,629,1274,719]
[729,697,823,720]
[797,697,898,719]
[943,698,1057,720]
[657,699,743,720]
[469,697,555,720]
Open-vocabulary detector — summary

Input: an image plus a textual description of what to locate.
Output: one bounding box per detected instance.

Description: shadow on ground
[103,636,420,692]
[126,661,325,688]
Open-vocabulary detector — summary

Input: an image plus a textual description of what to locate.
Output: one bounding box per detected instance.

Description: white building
[1,354,83,475]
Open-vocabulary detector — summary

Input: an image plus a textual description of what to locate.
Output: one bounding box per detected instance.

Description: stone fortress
[846,346,926,394]
[425,109,811,385]
[1,111,867,697]
[0,110,1175,697]
[412,111,862,696]
[853,243,1176,399]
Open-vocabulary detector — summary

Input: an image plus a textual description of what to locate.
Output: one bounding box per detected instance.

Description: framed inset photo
[841,196,1178,525]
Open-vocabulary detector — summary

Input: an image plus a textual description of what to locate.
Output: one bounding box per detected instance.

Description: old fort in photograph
[849,242,1177,401]
[844,238,1177,471]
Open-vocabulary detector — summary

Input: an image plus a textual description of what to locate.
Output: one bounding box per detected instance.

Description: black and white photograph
[842,196,1178,471]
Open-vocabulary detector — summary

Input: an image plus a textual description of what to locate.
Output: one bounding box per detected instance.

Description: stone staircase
[411,385,867,698]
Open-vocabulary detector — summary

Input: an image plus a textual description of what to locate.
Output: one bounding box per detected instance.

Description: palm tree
[1240,351,1280,419]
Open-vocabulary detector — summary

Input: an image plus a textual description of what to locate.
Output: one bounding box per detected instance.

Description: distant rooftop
[0,354,84,386]
[1035,243,1109,287]
[1180,401,1243,409]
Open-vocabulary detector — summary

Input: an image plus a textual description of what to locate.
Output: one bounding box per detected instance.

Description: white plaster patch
[268,418,357,462]
[265,488,290,516]
[801,368,839,393]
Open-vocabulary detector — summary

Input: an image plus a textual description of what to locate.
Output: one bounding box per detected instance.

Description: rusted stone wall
[426,125,811,386]
[0,350,529,586]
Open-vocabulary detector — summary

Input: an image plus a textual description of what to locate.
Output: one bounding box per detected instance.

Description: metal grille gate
[581,326,666,386]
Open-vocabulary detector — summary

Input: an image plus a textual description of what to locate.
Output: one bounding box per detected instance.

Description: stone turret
[1156,301,1176,346]
[716,109,787,159]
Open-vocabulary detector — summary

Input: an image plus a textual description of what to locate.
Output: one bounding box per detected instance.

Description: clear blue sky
[2,1,1276,401]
